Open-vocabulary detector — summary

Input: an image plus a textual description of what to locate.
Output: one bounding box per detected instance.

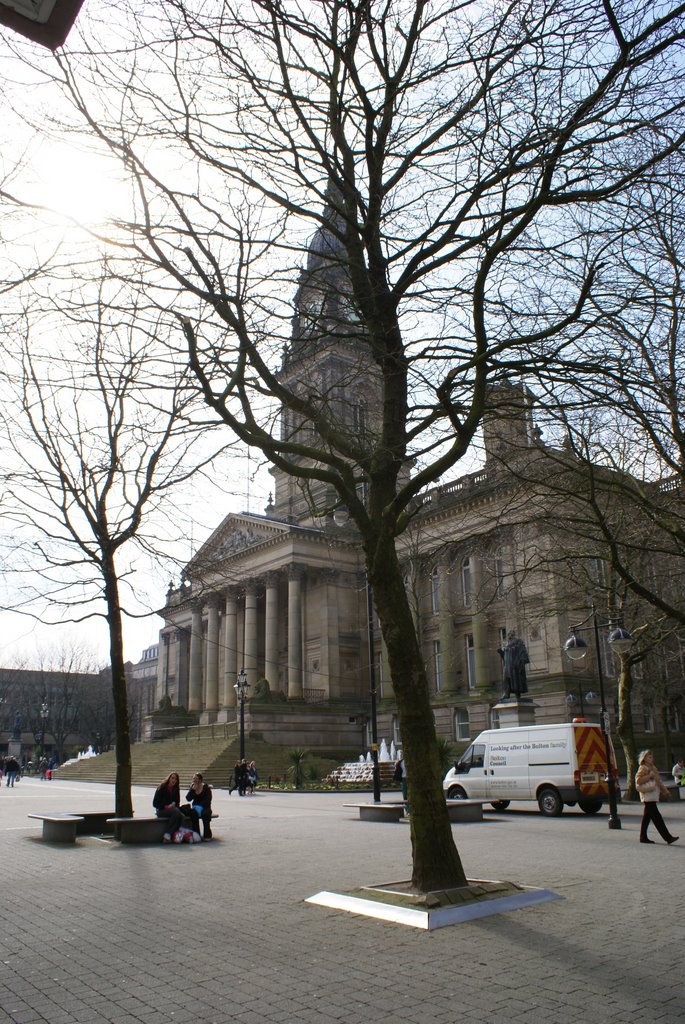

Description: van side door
[455,742,488,797]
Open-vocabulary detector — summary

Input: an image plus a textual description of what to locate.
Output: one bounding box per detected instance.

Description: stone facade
[154,200,665,752]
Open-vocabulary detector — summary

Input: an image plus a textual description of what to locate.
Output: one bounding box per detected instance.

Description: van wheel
[490,800,510,811]
[578,799,603,815]
[447,785,467,800]
[538,787,563,816]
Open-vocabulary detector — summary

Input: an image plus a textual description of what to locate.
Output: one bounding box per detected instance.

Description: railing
[303,689,326,704]
[423,470,490,505]
[150,721,237,743]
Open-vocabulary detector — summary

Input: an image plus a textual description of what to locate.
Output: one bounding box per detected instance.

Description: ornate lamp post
[234,668,249,761]
[564,608,633,830]
[39,702,49,758]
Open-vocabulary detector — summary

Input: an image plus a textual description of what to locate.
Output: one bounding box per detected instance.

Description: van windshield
[457,743,485,772]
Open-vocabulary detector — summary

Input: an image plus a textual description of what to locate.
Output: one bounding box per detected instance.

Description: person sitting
[672,757,685,787]
[186,772,213,841]
[153,771,187,843]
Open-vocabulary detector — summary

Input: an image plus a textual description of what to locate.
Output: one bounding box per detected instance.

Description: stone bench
[445,799,486,822]
[345,800,486,823]
[72,812,116,835]
[344,803,406,822]
[28,813,84,843]
[108,814,219,844]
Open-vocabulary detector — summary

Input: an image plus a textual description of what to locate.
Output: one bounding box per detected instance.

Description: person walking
[5,754,20,787]
[635,750,679,845]
[247,761,258,795]
[228,760,241,795]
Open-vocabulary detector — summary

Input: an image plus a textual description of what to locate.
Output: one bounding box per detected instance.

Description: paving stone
[2,780,684,1024]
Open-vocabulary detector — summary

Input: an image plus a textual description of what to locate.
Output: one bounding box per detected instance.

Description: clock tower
[270,193,380,524]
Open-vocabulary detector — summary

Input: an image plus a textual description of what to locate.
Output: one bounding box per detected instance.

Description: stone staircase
[55,728,350,789]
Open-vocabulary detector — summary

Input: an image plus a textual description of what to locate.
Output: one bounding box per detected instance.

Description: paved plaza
[0,777,683,1024]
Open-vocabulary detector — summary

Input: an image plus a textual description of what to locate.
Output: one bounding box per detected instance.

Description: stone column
[471,557,490,689]
[221,587,238,713]
[264,572,280,691]
[156,630,169,705]
[204,596,220,718]
[173,627,185,708]
[287,565,304,699]
[243,582,259,686]
[188,602,204,713]
[320,569,340,699]
[438,560,457,691]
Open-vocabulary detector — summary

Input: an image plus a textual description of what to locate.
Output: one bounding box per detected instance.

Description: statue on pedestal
[12,711,22,741]
[498,632,530,699]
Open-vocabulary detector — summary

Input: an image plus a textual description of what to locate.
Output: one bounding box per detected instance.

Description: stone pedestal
[493,697,537,728]
[7,740,22,758]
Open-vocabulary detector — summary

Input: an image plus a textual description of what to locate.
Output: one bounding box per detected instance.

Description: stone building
[154,205,664,753]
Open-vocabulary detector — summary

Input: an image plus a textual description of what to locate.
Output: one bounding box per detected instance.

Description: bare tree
[6,0,685,888]
[0,274,235,815]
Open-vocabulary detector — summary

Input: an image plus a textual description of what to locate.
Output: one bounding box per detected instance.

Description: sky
[0,123,273,666]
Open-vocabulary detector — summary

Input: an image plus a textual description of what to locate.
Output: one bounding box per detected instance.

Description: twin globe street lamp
[234,668,249,761]
[564,609,633,830]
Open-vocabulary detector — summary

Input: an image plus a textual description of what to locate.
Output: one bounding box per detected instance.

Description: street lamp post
[39,702,49,758]
[234,668,249,761]
[564,607,633,830]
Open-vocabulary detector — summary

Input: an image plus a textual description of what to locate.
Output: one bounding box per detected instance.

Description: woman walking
[635,750,679,845]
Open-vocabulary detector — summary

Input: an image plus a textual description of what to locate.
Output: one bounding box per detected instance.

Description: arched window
[465,633,475,689]
[433,640,442,691]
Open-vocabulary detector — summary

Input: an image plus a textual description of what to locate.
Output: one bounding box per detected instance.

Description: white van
[443,721,618,815]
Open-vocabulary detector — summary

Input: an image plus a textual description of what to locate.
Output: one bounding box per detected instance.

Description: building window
[392,715,401,744]
[643,704,655,733]
[495,553,508,598]
[668,705,680,732]
[465,634,475,690]
[352,401,366,433]
[462,558,472,608]
[431,565,440,615]
[490,707,501,729]
[433,640,442,691]
[454,707,470,741]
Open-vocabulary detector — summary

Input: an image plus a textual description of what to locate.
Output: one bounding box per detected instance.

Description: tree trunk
[370,533,467,891]
[103,554,133,818]
[616,657,638,801]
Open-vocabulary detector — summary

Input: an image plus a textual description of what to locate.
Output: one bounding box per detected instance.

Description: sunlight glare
[32,139,129,229]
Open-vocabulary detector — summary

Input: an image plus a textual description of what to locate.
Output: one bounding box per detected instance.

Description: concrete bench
[344,803,406,822]
[108,814,219,844]
[445,799,486,822]
[72,812,116,835]
[28,813,84,843]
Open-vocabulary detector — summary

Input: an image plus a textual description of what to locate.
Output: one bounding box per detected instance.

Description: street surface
[1,778,683,1023]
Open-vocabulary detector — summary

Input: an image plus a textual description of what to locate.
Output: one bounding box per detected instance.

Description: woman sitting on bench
[153,771,186,843]
[186,772,213,841]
